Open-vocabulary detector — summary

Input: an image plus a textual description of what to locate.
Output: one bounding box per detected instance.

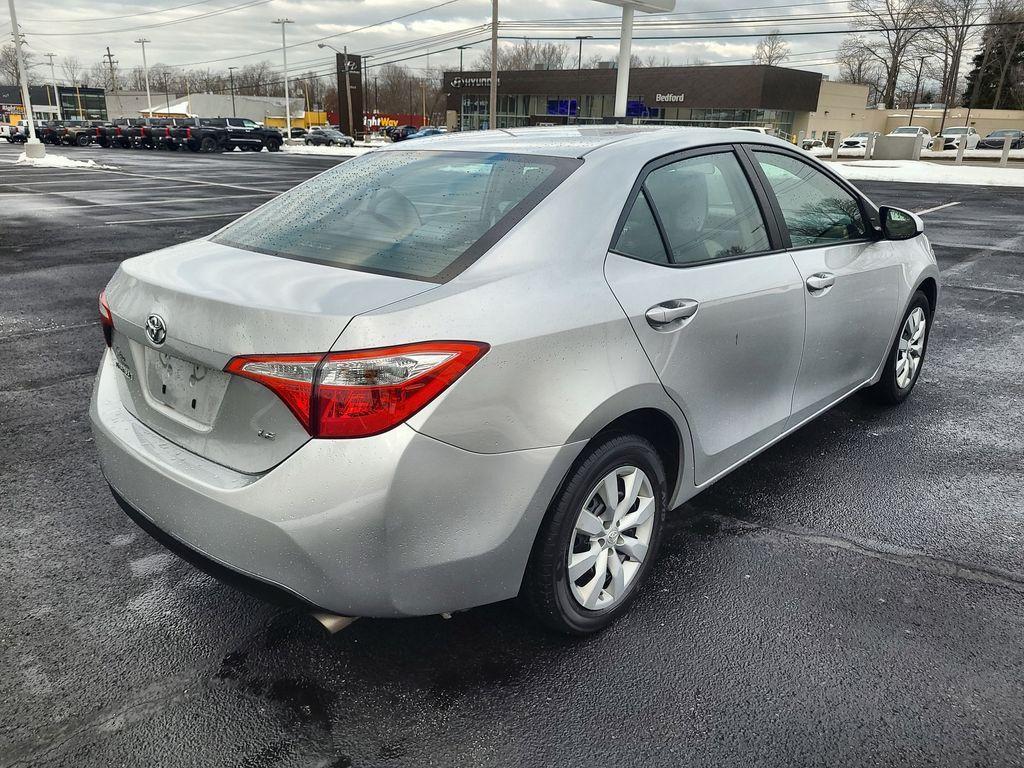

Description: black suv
[197,117,283,152]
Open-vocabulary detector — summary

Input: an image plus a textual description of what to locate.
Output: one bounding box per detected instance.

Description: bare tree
[836,35,883,102]
[752,30,791,66]
[850,0,928,107]
[476,40,570,70]
[917,0,986,106]
[60,56,83,86]
[1,43,37,85]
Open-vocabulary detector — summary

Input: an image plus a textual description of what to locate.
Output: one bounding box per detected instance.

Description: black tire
[265,138,281,152]
[200,136,218,153]
[519,433,667,635]
[304,139,311,146]
[868,290,932,405]
[76,134,91,147]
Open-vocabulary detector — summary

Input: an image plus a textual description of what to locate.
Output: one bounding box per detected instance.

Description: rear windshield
[213,150,580,282]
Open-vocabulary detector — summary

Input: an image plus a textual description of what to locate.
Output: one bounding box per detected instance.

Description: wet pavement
[1,144,1022,767]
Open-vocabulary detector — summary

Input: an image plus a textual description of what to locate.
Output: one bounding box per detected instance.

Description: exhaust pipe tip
[311,612,359,634]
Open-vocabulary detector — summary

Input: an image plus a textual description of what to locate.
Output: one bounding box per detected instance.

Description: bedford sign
[655,93,685,103]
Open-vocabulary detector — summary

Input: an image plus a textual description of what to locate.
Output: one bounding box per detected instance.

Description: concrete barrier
[871,135,925,160]
[1001,136,1013,166]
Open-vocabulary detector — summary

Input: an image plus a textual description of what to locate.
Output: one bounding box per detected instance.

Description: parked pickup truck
[194,117,284,152]
[1,123,26,143]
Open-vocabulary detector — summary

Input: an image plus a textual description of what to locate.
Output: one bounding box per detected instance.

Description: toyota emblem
[145,314,167,346]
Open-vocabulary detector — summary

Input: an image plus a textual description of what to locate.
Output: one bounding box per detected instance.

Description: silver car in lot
[91,126,939,634]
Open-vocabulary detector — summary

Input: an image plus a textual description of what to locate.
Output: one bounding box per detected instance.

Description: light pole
[273,19,294,138]
[6,0,43,156]
[457,44,471,73]
[228,66,237,117]
[45,52,62,120]
[318,41,354,137]
[457,44,471,130]
[575,35,592,123]
[908,56,925,126]
[134,38,153,117]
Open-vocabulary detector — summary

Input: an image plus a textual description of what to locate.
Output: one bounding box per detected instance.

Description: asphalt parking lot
[1,142,1023,767]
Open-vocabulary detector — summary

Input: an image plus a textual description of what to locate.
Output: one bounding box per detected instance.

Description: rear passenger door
[604,146,806,485]
[744,147,900,425]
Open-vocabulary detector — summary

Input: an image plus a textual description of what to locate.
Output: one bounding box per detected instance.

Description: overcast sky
[9,0,850,80]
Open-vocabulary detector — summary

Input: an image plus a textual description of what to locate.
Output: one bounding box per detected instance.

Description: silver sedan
[91,126,939,634]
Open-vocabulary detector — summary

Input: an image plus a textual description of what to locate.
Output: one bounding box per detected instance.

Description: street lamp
[45,52,62,121]
[318,41,354,137]
[6,0,42,156]
[273,19,294,139]
[134,38,153,117]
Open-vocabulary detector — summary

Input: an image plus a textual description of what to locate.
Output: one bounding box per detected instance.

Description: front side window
[753,151,866,248]
[642,151,770,265]
[214,151,579,282]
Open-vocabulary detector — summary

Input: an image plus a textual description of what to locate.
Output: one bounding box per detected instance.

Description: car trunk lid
[103,239,435,473]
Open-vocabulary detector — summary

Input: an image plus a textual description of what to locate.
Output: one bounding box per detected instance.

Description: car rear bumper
[90,351,582,617]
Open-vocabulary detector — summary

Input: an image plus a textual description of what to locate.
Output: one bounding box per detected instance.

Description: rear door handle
[806,272,836,292]
[645,299,699,327]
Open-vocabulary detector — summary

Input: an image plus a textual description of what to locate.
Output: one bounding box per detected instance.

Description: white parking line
[105,211,251,225]
[915,202,961,215]
[47,192,276,210]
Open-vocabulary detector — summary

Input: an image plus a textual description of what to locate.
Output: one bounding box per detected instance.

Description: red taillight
[186,127,192,139]
[98,290,113,347]
[225,341,489,438]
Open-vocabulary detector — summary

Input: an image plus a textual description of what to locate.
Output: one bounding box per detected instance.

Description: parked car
[405,127,445,140]
[1,122,26,143]
[389,125,420,142]
[304,128,355,147]
[929,126,980,150]
[801,138,825,150]
[91,127,939,635]
[288,127,307,139]
[977,129,1024,149]
[887,126,932,141]
[841,131,874,149]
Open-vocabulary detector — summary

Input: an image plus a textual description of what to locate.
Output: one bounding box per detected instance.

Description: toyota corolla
[91,126,939,634]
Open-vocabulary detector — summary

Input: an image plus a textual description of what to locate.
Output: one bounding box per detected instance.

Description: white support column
[955,138,967,165]
[1000,135,1012,167]
[613,5,634,119]
[831,133,842,161]
[7,0,43,156]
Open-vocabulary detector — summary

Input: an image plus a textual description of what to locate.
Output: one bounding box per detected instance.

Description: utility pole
[228,66,237,117]
[134,38,152,117]
[6,0,43,156]
[421,81,427,126]
[272,19,294,139]
[489,0,498,129]
[103,47,121,118]
[343,46,354,137]
[908,57,925,126]
[458,44,470,73]
[45,52,62,121]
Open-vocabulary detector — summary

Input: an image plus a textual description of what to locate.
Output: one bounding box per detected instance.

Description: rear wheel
[265,138,281,152]
[520,434,667,635]
[76,134,91,147]
[869,290,932,405]
[200,136,218,153]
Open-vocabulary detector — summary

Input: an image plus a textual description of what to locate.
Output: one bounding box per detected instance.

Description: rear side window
[643,152,771,265]
[613,192,668,264]
[753,151,866,248]
[213,151,580,282]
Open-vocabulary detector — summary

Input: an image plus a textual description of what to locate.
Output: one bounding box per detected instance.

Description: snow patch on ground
[281,144,377,158]
[16,152,117,170]
[828,159,1024,187]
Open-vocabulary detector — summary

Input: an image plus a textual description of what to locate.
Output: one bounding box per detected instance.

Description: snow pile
[281,144,377,158]
[830,159,1024,187]
[16,152,117,170]
[810,145,1024,160]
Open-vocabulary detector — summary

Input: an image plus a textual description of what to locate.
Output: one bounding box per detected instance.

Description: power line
[22,0,240,24]
[21,0,275,36]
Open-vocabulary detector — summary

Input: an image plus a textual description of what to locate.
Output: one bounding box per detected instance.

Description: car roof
[375,125,794,159]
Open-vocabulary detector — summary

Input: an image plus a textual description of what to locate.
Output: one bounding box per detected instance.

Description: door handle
[645,299,699,327]
[806,272,836,292]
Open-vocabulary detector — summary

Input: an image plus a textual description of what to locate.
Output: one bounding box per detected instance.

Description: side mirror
[879,205,923,240]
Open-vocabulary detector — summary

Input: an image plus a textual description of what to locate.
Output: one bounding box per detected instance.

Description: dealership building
[0,84,107,122]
